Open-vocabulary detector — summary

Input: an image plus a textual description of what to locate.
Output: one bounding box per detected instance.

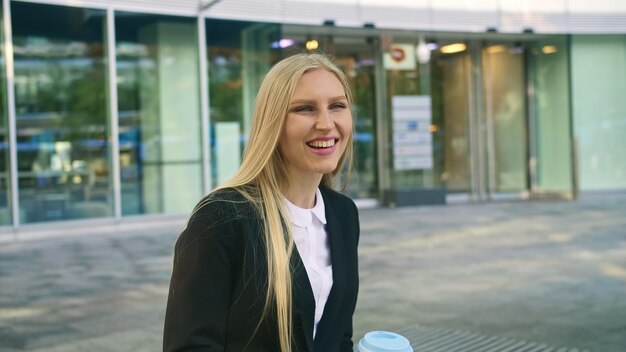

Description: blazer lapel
[290,246,316,351]
[314,188,347,347]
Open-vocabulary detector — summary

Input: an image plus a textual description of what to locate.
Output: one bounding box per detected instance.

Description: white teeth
[307,139,336,148]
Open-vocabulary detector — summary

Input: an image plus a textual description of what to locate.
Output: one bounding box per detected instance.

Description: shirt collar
[284,188,327,227]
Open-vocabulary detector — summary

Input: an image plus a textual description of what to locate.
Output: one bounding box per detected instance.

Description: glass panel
[241,23,279,137]
[12,2,112,223]
[206,19,280,187]
[571,35,626,191]
[431,45,472,192]
[530,37,573,194]
[116,12,203,215]
[384,41,449,191]
[333,38,378,199]
[0,1,11,225]
[482,43,528,192]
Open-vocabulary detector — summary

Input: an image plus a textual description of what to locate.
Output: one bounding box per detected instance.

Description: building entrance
[280,27,574,204]
[380,38,533,202]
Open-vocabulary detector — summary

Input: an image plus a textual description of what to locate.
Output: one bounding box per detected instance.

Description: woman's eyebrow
[289,99,315,106]
[289,96,347,105]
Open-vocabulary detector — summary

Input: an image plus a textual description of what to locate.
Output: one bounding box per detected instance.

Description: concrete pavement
[1,193,625,351]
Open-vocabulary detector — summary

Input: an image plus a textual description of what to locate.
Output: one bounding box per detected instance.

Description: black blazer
[163,186,360,352]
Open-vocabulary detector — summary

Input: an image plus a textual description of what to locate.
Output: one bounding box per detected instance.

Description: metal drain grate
[397,325,591,352]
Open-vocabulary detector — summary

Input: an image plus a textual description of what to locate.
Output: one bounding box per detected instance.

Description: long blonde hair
[216,53,353,351]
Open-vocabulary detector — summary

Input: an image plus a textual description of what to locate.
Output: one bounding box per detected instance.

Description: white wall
[14,0,626,33]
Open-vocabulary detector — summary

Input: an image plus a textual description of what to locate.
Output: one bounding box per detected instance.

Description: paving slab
[0,194,625,351]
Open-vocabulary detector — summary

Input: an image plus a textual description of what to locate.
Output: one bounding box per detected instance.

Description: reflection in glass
[385,42,445,191]
[571,35,626,190]
[116,13,203,215]
[530,38,573,194]
[0,1,11,225]
[206,19,279,187]
[482,43,528,192]
[432,48,471,192]
[333,39,378,198]
[12,2,112,223]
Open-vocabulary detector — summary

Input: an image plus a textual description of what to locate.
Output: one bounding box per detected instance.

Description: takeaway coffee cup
[358,331,413,352]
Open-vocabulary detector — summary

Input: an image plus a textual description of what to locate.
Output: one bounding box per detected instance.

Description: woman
[163,53,360,352]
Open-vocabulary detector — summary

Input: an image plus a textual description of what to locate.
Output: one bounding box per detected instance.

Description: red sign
[391,47,405,63]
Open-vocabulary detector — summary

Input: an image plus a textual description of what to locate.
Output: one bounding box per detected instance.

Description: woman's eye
[330,103,346,110]
[294,106,314,112]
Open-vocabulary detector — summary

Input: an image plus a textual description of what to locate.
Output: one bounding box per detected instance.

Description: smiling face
[278,68,353,186]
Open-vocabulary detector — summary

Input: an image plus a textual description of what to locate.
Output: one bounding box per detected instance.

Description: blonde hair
[216,53,353,351]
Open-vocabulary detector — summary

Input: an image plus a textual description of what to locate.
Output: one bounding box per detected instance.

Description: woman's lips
[306,138,339,156]
[306,138,336,148]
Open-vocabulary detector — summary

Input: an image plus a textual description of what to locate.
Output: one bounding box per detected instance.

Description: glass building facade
[0,0,10,225]
[115,12,203,216]
[571,35,626,190]
[12,3,111,223]
[1,0,624,231]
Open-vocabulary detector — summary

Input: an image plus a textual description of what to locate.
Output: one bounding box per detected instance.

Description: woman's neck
[282,175,322,209]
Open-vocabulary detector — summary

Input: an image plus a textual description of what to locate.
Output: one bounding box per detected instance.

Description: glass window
[116,12,203,215]
[384,40,451,192]
[482,42,528,192]
[530,37,573,194]
[0,1,11,225]
[333,40,379,199]
[571,34,626,191]
[431,42,472,193]
[12,2,112,223]
[206,19,280,187]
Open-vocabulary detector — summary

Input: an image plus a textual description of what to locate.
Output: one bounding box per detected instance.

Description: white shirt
[284,188,333,338]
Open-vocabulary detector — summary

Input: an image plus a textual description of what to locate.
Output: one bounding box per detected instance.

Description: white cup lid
[358,331,413,352]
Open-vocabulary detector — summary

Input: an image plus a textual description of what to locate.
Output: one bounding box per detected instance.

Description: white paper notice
[392,95,433,170]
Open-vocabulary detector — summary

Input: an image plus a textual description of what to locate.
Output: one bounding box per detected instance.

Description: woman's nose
[315,111,333,130]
